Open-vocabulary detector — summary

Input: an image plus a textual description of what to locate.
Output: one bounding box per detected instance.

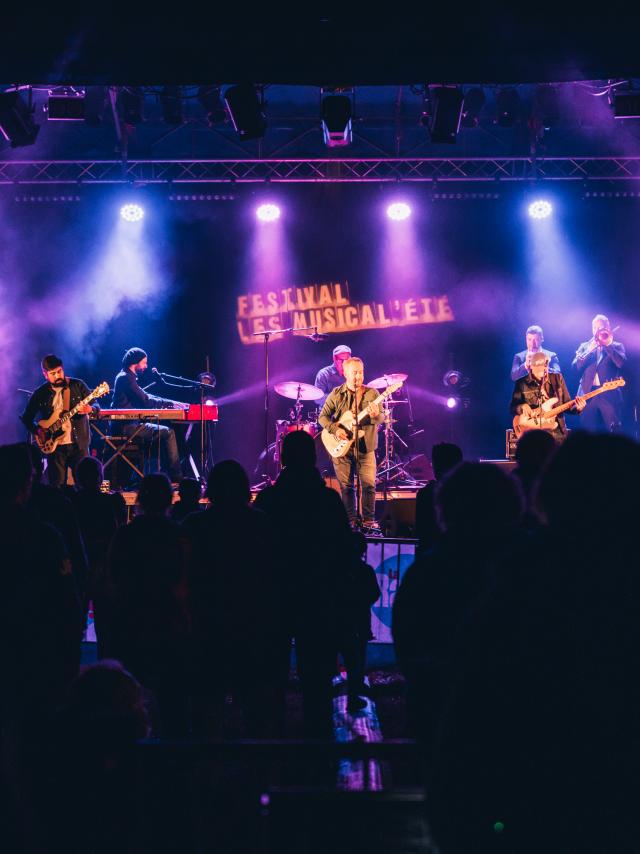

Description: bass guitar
[321,382,403,459]
[35,382,110,453]
[513,378,625,438]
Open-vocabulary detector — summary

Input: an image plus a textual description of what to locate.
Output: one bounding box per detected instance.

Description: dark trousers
[581,394,622,433]
[46,443,87,487]
[124,422,181,480]
[333,450,377,522]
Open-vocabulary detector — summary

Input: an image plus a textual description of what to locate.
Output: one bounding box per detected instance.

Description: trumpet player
[572,314,626,432]
[510,324,561,382]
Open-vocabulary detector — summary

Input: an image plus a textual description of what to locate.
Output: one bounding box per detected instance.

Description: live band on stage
[20,312,627,527]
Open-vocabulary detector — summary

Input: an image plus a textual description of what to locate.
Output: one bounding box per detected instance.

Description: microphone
[151,367,160,376]
[306,332,328,342]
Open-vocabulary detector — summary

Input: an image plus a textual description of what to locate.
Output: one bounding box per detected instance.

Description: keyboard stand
[91,420,146,480]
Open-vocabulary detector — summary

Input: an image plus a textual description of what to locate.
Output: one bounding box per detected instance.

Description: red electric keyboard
[96,403,218,422]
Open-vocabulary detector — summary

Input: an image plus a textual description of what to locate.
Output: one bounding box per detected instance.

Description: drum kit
[271,372,420,485]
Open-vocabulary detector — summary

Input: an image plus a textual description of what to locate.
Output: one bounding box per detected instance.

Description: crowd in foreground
[1,427,639,852]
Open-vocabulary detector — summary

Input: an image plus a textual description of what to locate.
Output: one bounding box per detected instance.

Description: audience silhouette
[182,460,281,737]
[414,442,463,554]
[254,431,353,737]
[105,473,191,736]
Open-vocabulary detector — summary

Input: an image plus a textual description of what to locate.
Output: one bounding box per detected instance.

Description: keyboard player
[111,347,182,481]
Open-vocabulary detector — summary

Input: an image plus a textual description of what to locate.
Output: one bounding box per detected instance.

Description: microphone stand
[155,371,217,480]
[251,324,328,486]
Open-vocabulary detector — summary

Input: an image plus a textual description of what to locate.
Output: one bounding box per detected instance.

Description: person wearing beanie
[21,354,100,487]
[313,344,352,408]
[111,348,182,482]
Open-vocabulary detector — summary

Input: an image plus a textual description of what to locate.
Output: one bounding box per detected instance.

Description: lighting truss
[1,157,640,184]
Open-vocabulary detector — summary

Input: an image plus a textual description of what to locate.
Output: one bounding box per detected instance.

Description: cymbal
[368,372,408,389]
[274,381,324,401]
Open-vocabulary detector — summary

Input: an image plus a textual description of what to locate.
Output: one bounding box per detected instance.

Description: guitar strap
[62,383,71,414]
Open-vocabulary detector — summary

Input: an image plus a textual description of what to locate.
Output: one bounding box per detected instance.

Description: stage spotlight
[224,84,266,141]
[387,202,411,221]
[528,199,553,220]
[532,85,559,130]
[120,203,144,222]
[47,89,85,121]
[198,371,217,390]
[461,87,485,128]
[160,86,184,125]
[613,91,640,119]
[495,88,521,128]
[321,91,353,148]
[0,89,39,147]
[198,85,227,126]
[425,85,464,144]
[256,203,281,222]
[118,87,144,125]
[446,396,459,409]
[443,369,463,387]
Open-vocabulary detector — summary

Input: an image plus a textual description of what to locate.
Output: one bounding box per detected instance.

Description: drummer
[314,344,352,408]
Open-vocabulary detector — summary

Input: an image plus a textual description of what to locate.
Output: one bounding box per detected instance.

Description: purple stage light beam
[380,199,424,293]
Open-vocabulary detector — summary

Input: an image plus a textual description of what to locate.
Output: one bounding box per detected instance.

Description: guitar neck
[60,391,96,424]
[548,385,611,418]
[355,388,392,425]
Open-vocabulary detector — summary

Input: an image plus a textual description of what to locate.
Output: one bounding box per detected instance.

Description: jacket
[21,378,97,450]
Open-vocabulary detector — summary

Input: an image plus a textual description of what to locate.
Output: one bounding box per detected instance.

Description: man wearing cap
[314,345,352,407]
[510,325,561,383]
[112,348,182,481]
[21,354,99,487]
[511,351,585,443]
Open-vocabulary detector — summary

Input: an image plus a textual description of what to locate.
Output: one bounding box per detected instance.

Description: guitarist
[510,352,585,443]
[318,357,385,529]
[20,354,98,487]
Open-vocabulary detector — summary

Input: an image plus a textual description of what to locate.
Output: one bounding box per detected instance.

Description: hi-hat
[368,372,408,389]
[274,381,324,401]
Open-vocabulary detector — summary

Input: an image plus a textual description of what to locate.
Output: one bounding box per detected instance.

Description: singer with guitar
[318,357,385,529]
[572,314,626,432]
[511,352,586,443]
[21,354,101,487]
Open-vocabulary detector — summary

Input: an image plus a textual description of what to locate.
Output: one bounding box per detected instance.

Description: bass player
[21,353,99,487]
[511,351,585,443]
[318,356,385,529]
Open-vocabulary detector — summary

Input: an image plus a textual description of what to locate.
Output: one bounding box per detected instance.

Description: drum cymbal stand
[376,400,416,486]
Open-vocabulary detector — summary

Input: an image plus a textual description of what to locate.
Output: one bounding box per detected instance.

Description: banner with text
[237,281,454,344]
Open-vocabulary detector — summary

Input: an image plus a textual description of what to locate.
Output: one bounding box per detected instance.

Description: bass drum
[275,420,319,467]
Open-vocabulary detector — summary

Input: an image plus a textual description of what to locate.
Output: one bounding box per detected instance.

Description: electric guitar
[35,382,110,453]
[321,382,403,458]
[513,378,625,438]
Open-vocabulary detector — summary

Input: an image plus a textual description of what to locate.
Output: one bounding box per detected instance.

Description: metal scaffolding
[1,156,640,185]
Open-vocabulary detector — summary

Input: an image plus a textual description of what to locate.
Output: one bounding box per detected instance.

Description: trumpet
[576,324,619,356]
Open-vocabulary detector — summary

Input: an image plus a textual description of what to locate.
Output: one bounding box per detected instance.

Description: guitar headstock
[93,382,110,399]
[603,378,625,390]
[381,381,403,397]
